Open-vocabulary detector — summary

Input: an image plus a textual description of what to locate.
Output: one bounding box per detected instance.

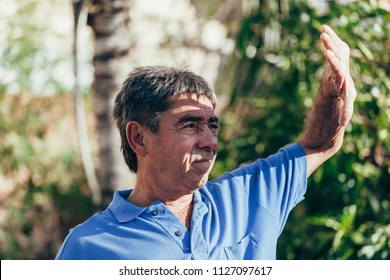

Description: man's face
[143,93,219,195]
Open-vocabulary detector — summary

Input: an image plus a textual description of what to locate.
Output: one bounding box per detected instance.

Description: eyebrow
[176,114,219,125]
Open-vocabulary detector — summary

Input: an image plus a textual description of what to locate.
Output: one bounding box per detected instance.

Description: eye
[183,122,197,129]
[210,123,219,129]
[209,123,219,134]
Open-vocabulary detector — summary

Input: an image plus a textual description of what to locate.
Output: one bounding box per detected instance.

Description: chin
[197,176,209,188]
[185,169,212,190]
[187,178,208,191]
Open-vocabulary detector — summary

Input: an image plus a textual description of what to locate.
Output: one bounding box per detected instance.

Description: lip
[192,158,213,172]
[193,159,213,163]
[192,159,213,170]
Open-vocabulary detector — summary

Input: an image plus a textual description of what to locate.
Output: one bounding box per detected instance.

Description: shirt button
[174,230,183,237]
[151,210,159,216]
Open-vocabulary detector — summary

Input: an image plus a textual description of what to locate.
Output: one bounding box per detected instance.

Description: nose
[197,124,218,154]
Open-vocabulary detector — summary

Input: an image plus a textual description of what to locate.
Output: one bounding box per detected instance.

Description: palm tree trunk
[88,0,135,208]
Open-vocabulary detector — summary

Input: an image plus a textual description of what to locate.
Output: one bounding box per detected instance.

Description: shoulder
[56,211,112,259]
[201,143,307,205]
[208,143,305,185]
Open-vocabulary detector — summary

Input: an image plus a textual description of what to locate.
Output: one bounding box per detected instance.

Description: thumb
[338,76,356,126]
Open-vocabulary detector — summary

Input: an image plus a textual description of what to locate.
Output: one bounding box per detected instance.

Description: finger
[321,25,350,71]
[321,25,343,47]
[321,33,341,60]
[338,76,357,126]
[324,49,345,79]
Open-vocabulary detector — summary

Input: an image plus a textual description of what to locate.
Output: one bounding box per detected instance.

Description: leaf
[357,40,374,60]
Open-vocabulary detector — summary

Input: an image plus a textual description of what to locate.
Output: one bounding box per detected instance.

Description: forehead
[167,93,216,117]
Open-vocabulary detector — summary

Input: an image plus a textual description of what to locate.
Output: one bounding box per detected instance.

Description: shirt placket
[189,195,209,259]
[147,203,192,255]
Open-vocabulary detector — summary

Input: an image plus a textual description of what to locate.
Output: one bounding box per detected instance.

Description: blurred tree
[0,93,96,259]
[87,0,135,207]
[190,0,243,114]
[0,0,96,259]
[211,0,390,259]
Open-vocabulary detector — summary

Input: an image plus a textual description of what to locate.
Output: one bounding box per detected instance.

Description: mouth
[192,158,214,172]
[193,158,213,164]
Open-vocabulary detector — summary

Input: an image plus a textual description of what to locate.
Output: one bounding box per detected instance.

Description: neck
[166,196,194,230]
[128,183,194,230]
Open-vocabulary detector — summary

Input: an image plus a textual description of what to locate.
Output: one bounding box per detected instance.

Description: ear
[125,121,148,157]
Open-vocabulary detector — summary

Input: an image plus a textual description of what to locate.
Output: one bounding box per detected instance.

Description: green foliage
[0,0,95,259]
[0,0,72,94]
[212,0,390,259]
[0,94,95,259]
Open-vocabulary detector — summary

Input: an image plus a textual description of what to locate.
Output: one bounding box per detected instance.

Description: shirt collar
[108,189,146,223]
[108,188,208,223]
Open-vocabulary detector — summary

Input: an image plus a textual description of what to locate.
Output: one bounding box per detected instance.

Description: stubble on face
[145,94,219,194]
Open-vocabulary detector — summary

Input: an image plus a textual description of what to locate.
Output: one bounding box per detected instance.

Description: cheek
[178,145,196,170]
[162,141,191,161]
[156,136,196,166]
[181,152,193,170]
[175,138,196,153]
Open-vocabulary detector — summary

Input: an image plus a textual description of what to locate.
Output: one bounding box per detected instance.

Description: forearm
[298,72,346,176]
[299,68,345,152]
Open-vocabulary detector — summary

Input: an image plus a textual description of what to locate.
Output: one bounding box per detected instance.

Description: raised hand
[320,25,357,126]
[299,26,357,176]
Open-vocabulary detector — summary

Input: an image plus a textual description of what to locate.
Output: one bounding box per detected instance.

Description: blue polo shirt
[56,143,307,260]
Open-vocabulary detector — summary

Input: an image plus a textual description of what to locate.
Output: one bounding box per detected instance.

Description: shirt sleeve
[228,143,307,235]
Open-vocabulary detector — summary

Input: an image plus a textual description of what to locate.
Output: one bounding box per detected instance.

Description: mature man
[56,25,356,259]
